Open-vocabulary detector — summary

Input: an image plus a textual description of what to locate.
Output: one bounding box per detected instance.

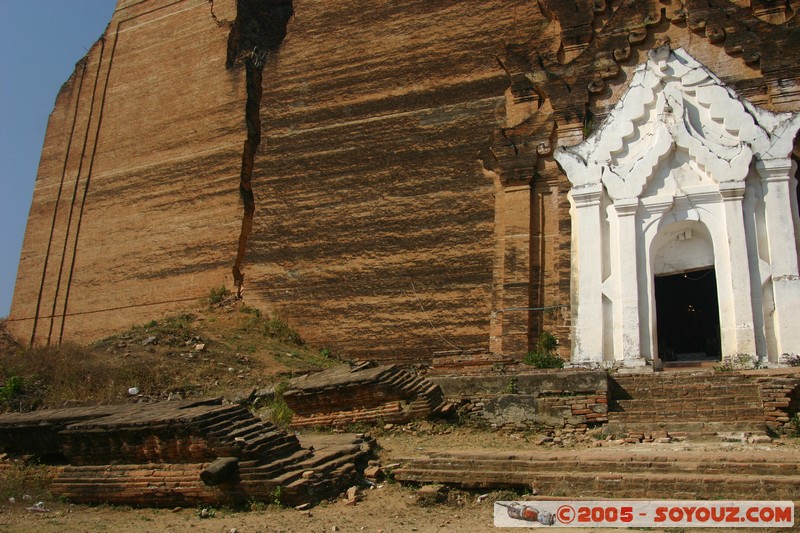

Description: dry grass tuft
[0,300,340,410]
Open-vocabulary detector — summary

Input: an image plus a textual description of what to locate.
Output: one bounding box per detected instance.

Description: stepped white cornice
[555,46,800,368]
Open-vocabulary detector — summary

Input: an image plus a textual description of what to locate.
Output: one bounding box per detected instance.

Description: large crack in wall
[227,0,293,296]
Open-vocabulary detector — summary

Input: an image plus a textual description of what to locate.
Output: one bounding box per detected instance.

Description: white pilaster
[569,185,604,363]
[718,182,757,357]
[757,158,800,357]
[613,198,644,366]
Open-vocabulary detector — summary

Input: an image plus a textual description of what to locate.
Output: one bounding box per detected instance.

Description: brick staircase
[394,447,800,500]
[605,371,767,439]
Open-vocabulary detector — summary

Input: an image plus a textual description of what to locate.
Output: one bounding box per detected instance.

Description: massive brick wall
[246,1,545,361]
[9,0,546,362]
[9,0,800,363]
[9,0,244,346]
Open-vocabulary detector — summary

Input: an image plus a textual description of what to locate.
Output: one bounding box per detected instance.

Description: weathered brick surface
[428,351,523,376]
[284,363,444,428]
[0,400,373,507]
[9,1,800,362]
[430,370,608,430]
[606,371,769,438]
[752,371,800,434]
[394,448,800,500]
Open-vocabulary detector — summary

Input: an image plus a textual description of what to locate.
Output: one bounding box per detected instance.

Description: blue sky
[0,1,116,317]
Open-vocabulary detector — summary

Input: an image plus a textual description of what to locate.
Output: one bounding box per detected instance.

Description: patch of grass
[787,414,800,438]
[0,461,54,501]
[208,286,231,305]
[264,381,294,429]
[239,305,261,318]
[502,377,518,394]
[0,375,26,406]
[248,497,269,511]
[269,485,284,506]
[264,315,303,345]
[522,332,564,369]
[0,342,181,408]
[0,301,341,409]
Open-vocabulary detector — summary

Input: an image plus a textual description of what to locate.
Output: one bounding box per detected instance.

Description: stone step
[395,468,799,500]
[603,420,767,438]
[401,456,798,477]
[394,449,800,500]
[608,400,764,418]
[219,421,267,440]
[243,434,300,457]
[238,449,315,480]
[612,394,761,404]
[612,382,759,397]
[612,371,744,382]
[608,406,765,420]
[203,411,262,437]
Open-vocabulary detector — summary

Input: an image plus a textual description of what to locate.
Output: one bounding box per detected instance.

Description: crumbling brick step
[284,363,444,428]
[616,394,762,411]
[0,401,375,508]
[609,407,765,419]
[613,386,761,400]
[606,371,770,438]
[428,353,522,376]
[394,449,800,500]
[290,401,409,428]
[603,420,767,438]
[51,435,373,507]
[397,469,798,500]
[396,457,797,476]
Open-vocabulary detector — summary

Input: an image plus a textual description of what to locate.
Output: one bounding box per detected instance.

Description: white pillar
[614,198,644,366]
[570,185,604,363]
[757,158,800,358]
[719,182,757,357]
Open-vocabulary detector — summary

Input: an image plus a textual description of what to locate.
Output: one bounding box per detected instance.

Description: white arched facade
[555,46,800,368]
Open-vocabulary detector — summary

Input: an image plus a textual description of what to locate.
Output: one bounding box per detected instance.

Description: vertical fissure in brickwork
[227,0,293,296]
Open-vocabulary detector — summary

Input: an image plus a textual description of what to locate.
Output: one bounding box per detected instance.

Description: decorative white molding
[555,46,800,367]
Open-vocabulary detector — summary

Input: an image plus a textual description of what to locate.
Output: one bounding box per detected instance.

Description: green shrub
[787,414,800,438]
[523,332,564,369]
[265,381,294,429]
[208,286,230,305]
[239,305,261,317]
[0,375,25,405]
[269,485,284,506]
[264,315,303,345]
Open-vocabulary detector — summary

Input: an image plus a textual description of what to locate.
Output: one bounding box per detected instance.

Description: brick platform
[0,400,373,507]
[284,363,445,428]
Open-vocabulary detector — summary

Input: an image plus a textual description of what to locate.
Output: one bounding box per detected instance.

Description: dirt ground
[1,427,797,533]
[2,481,789,533]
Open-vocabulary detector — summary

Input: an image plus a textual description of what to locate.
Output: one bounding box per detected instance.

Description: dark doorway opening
[655,268,721,362]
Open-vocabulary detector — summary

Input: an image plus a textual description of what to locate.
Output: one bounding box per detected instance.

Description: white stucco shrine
[555,47,800,369]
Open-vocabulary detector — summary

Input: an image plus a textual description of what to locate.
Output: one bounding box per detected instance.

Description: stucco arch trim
[555,46,800,368]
